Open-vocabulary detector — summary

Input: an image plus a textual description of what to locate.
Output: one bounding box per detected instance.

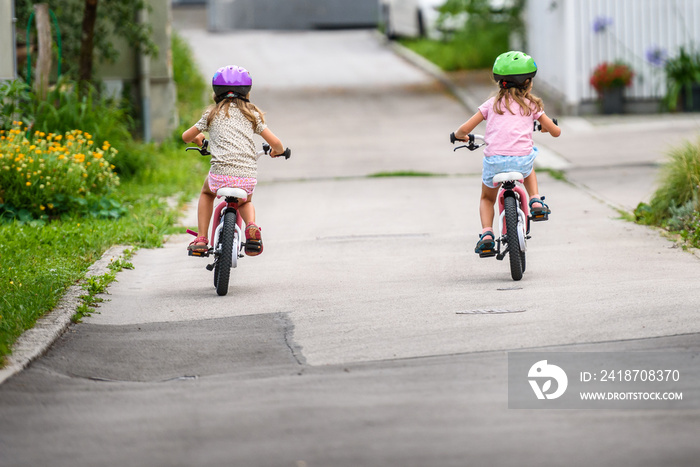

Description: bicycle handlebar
[186,139,211,156]
[452,133,485,152]
[533,118,558,132]
[186,139,291,160]
[451,117,558,151]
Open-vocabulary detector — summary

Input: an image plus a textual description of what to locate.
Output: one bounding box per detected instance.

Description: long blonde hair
[206,93,266,132]
[493,79,544,116]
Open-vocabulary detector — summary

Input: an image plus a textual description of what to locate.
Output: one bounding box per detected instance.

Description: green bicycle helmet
[492,51,537,89]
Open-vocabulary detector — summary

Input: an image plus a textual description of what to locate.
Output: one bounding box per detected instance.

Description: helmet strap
[499,80,525,90]
[215,92,250,103]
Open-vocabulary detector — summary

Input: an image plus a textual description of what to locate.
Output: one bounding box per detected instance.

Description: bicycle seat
[493,171,525,186]
[217,187,248,200]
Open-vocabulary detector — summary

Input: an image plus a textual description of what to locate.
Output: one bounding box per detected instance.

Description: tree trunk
[34,4,52,99]
[78,0,99,86]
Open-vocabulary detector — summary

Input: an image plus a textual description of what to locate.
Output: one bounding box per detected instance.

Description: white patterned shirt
[195,105,266,178]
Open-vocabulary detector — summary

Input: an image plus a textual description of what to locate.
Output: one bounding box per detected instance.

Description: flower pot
[600,87,625,114]
[679,83,700,112]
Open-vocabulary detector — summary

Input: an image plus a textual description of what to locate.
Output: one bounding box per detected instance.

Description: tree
[15,0,158,85]
[78,0,98,84]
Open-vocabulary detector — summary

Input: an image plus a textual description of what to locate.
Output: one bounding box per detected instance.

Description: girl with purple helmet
[182,65,285,256]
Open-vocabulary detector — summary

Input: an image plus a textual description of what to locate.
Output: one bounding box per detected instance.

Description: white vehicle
[380,0,446,39]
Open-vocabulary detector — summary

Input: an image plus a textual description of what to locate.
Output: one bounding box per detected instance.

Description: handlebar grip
[450,132,467,144]
[280,148,291,160]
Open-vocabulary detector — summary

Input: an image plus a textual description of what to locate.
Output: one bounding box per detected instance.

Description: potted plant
[590,61,634,114]
[664,46,700,112]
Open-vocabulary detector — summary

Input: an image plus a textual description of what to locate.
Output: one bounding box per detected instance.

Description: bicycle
[451,130,547,281]
[185,140,291,295]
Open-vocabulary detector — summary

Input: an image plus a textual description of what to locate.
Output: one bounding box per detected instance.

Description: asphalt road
[1,21,700,467]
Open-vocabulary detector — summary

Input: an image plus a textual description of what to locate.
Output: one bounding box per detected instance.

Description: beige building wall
[97,0,177,142]
[0,0,17,80]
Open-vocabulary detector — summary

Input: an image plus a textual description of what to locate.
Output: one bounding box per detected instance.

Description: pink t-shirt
[478,97,544,157]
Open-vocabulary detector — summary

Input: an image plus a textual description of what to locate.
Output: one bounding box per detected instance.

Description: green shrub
[0,80,32,131]
[0,122,122,220]
[635,136,700,248]
[172,31,207,134]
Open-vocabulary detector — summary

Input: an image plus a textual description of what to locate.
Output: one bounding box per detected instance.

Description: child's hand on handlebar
[450,132,467,143]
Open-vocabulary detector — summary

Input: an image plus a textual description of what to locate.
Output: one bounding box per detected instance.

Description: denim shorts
[482,147,538,187]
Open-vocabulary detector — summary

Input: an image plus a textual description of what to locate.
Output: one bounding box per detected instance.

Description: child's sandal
[188,236,209,251]
[475,231,496,257]
[245,224,263,256]
[529,197,551,221]
[187,236,209,256]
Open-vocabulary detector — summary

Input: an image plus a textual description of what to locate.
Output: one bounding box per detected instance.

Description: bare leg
[523,170,542,207]
[237,195,256,226]
[197,178,216,243]
[479,184,499,230]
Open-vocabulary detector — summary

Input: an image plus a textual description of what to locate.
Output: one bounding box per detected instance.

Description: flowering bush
[0,121,120,220]
[590,62,634,93]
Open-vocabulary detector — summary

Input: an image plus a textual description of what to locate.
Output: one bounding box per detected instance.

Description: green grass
[398,23,509,72]
[634,136,700,248]
[368,170,444,178]
[0,31,207,365]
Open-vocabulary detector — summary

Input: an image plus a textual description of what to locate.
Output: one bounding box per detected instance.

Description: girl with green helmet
[450,51,561,256]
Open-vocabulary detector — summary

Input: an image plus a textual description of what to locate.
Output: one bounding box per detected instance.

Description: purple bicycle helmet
[212,65,252,102]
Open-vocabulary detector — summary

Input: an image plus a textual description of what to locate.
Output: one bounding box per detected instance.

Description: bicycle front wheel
[504,196,524,281]
[214,211,236,296]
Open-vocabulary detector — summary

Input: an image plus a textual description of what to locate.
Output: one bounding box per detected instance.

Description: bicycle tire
[504,196,524,281]
[214,211,236,296]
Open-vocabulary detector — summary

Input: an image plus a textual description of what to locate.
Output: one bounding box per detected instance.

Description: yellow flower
[25,181,31,186]
[40,205,45,210]
[48,203,54,209]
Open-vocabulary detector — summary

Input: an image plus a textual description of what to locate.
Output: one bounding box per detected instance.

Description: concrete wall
[0,0,17,80]
[97,0,177,142]
[207,0,378,32]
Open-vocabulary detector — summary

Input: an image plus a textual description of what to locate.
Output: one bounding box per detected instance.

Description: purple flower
[593,16,613,34]
[646,46,668,67]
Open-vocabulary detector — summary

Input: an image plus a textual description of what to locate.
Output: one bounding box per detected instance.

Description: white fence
[525,0,700,112]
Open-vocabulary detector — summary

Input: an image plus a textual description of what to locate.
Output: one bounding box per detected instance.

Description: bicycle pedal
[478,250,497,258]
[530,213,549,222]
[188,250,210,257]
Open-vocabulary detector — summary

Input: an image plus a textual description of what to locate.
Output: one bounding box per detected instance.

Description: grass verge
[634,136,700,249]
[0,31,207,365]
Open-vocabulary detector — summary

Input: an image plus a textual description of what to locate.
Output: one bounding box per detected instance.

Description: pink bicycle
[186,140,291,295]
[453,134,534,281]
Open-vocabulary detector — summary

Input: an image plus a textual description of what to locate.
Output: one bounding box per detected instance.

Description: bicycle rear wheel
[504,196,524,281]
[214,211,236,296]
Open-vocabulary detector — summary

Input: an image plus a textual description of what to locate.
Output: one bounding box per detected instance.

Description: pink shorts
[207,173,257,196]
